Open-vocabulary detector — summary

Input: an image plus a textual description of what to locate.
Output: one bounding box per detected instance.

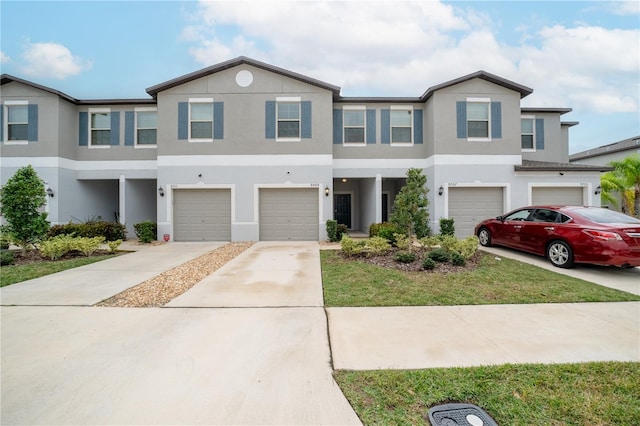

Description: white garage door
[448,187,504,237]
[173,189,231,241]
[532,187,584,206]
[259,188,319,241]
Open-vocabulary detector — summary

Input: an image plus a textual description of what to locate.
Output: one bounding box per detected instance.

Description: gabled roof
[1,74,78,103]
[569,136,640,161]
[146,56,342,98]
[1,74,155,106]
[419,70,533,102]
[515,160,612,172]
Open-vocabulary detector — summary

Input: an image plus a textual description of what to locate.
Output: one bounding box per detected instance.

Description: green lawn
[334,362,640,426]
[321,250,640,306]
[0,254,118,287]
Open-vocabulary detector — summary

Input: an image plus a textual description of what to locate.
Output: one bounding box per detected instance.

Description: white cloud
[182,0,639,116]
[609,0,640,15]
[20,42,91,79]
[0,51,10,63]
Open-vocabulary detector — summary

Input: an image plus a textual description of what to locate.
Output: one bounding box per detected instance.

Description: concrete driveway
[1,242,361,425]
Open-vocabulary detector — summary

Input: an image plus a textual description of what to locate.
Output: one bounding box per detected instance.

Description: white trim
[119,175,126,226]
[3,141,28,145]
[134,107,158,148]
[276,96,301,102]
[88,108,112,148]
[157,154,332,167]
[0,157,157,170]
[343,107,366,146]
[390,105,414,110]
[333,158,428,169]
[343,105,366,111]
[188,99,214,143]
[253,183,323,224]
[520,115,536,152]
[3,101,29,143]
[426,155,522,167]
[4,100,28,105]
[465,98,491,141]
[466,97,490,102]
[188,98,213,103]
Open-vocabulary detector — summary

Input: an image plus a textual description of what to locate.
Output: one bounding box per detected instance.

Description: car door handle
[513,225,522,229]
[544,227,555,231]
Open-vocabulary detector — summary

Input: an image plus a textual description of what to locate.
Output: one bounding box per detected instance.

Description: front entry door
[334,194,352,228]
[382,193,389,222]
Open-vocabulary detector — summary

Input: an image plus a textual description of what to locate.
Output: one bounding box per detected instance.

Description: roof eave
[419,70,534,102]
[1,74,78,104]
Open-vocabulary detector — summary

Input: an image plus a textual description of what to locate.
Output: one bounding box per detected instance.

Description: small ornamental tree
[390,168,431,238]
[0,165,50,254]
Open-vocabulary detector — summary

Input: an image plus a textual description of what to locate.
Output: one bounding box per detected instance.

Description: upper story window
[521,116,535,151]
[391,106,413,144]
[277,99,300,140]
[189,99,213,141]
[3,101,37,144]
[136,108,157,146]
[466,99,490,140]
[90,109,111,146]
[343,106,365,144]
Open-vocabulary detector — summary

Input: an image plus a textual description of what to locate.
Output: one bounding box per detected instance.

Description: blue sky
[1,0,638,154]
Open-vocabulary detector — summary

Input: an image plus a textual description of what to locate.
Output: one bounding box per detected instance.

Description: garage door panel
[532,187,584,206]
[173,189,231,241]
[449,187,504,238]
[260,188,318,241]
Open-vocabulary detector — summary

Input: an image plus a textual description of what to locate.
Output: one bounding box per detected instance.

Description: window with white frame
[90,109,111,146]
[277,99,300,139]
[466,100,490,140]
[136,108,157,145]
[391,106,412,144]
[4,101,28,142]
[521,116,535,150]
[189,99,213,141]
[343,106,365,144]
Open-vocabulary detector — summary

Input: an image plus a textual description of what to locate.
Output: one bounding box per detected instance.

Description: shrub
[452,236,479,260]
[439,218,455,236]
[341,236,364,257]
[107,239,122,252]
[370,222,402,243]
[428,248,450,263]
[393,233,410,250]
[436,235,458,252]
[0,233,11,250]
[1,250,15,266]
[451,251,466,266]
[73,236,105,257]
[39,235,75,260]
[337,224,349,241]
[390,168,430,238]
[47,221,126,241]
[394,251,416,263]
[419,235,441,248]
[422,258,436,270]
[134,221,157,243]
[340,236,390,257]
[365,236,391,255]
[326,220,338,242]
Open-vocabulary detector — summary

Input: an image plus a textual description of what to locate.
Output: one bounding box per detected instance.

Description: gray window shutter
[124,111,134,146]
[333,109,343,144]
[301,101,312,138]
[27,104,38,141]
[79,112,88,146]
[213,102,224,140]
[381,109,390,144]
[265,101,276,139]
[110,112,120,146]
[366,109,376,144]
[491,102,501,139]
[456,101,467,138]
[413,109,423,144]
[0,106,4,141]
[178,102,188,140]
[535,118,545,150]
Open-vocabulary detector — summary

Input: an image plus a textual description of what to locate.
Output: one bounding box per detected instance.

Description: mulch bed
[338,247,482,273]
[4,249,117,266]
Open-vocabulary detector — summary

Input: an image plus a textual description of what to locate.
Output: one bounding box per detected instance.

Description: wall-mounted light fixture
[559,172,564,176]
[325,186,330,197]
[341,178,347,183]
[438,186,444,196]
[46,187,54,198]
[594,185,602,195]
[158,187,165,197]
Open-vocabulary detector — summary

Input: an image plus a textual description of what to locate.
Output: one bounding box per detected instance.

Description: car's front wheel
[547,240,574,268]
[478,227,492,247]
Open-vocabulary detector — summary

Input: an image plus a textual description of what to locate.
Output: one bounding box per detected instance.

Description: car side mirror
[497,215,504,222]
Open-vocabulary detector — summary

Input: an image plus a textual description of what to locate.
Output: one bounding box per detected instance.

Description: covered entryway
[532,187,584,206]
[173,189,231,241]
[259,188,319,241]
[448,187,504,237]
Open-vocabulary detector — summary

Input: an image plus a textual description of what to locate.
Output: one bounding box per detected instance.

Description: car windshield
[570,207,640,224]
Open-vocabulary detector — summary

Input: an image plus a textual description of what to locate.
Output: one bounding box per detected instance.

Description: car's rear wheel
[478,227,492,247]
[547,240,574,268]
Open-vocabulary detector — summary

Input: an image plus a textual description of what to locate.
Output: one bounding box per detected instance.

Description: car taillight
[582,230,623,241]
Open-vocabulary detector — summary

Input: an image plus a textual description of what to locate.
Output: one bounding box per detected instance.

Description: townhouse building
[1,57,608,241]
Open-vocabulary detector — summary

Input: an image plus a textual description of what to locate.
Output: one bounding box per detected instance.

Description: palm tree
[608,154,640,217]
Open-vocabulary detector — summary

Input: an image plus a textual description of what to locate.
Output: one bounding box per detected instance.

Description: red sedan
[474,206,640,268]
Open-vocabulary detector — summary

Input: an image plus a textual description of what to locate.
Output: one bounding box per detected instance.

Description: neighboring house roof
[515,160,612,172]
[419,70,534,101]
[146,56,342,98]
[569,136,640,162]
[1,74,155,106]
[561,121,579,127]
[521,107,572,115]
